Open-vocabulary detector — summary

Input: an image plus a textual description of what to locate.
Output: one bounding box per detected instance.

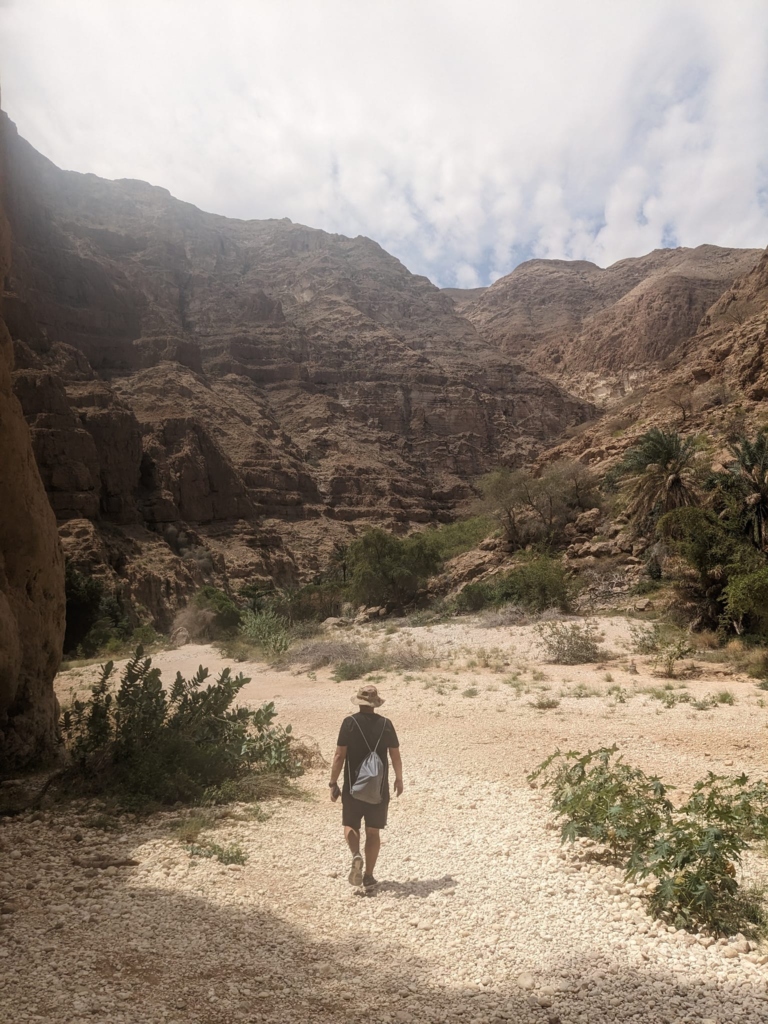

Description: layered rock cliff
[454,246,763,400]
[2,114,592,623]
[0,112,65,770]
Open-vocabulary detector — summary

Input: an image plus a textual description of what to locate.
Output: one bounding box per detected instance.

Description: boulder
[574,507,602,533]
[169,626,191,648]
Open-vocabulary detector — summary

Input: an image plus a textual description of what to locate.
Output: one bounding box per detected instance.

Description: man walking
[329,684,403,891]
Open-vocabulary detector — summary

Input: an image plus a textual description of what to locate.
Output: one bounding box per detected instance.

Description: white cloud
[1,0,766,286]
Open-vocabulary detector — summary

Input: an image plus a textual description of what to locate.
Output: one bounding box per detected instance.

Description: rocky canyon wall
[0,110,65,770]
[1,114,592,621]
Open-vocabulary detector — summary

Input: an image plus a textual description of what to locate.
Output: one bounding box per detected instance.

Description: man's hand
[329,782,341,802]
[394,777,404,797]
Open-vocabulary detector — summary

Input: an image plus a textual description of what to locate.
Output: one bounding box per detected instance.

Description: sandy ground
[1,615,767,1024]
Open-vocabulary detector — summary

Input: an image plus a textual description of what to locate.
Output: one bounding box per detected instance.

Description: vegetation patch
[530,746,768,935]
[60,647,302,807]
[536,620,605,664]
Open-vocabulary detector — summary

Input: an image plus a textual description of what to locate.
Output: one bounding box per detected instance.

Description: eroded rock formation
[2,113,592,619]
[0,111,64,770]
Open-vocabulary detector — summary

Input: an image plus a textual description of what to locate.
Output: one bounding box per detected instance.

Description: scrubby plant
[240,609,291,654]
[530,748,768,935]
[455,556,574,614]
[476,462,600,549]
[424,516,494,559]
[530,695,560,710]
[187,841,248,865]
[628,621,664,654]
[61,648,302,805]
[269,582,345,623]
[529,746,672,858]
[536,620,604,664]
[194,586,241,634]
[64,561,132,656]
[653,636,693,677]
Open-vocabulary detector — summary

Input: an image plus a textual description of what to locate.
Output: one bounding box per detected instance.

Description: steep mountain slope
[455,246,763,387]
[0,112,64,769]
[1,114,590,622]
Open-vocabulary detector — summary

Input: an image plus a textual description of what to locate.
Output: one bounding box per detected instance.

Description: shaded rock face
[2,113,592,611]
[0,113,65,770]
[455,247,764,387]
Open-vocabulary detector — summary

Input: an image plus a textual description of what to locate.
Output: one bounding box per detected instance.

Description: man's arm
[329,745,346,800]
[390,747,403,796]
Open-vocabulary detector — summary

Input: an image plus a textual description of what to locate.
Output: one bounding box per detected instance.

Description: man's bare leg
[364,827,381,883]
[345,827,363,885]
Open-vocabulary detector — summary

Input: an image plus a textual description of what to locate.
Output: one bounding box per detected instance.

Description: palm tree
[620,428,705,522]
[728,429,768,550]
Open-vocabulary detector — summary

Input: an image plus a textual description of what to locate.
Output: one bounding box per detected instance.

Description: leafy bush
[64,561,132,656]
[61,648,302,805]
[240,609,291,654]
[194,586,241,634]
[346,528,442,610]
[425,516,493,559]
[657,507,764,630]
[722,567,768,634]
[629,622,664,654]
[536,620,604,664]
[268,582,344,623]
[455,556,574,614]
[332,656,383,682]
[530,747,768,935]
[530,746,672,858]
[476,461,600,548]
[653,636,693,677]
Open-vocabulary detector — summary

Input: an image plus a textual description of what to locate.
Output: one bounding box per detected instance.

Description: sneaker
[362,874,378,891]
[348,854,364,886]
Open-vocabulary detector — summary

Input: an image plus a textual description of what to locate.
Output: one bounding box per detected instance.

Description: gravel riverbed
[1,617,767,1024]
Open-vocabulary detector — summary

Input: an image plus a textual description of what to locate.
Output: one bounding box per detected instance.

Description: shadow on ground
[5,854,765,1024]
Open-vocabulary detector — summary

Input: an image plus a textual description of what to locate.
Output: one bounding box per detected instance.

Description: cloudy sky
[1,0,767,287]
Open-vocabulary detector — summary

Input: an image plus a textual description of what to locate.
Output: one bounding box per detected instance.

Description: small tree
[346,529,442,610]
[728,429,768,551]
[618,428,707,524]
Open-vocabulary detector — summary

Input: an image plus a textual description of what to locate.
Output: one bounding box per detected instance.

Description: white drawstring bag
[347,717,388,804]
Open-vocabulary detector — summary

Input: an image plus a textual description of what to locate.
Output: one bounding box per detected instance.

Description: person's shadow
[356,874,457,898]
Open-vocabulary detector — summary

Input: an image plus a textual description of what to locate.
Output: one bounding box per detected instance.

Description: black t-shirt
[337,712,399,802]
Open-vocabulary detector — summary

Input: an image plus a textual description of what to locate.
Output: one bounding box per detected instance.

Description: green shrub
[425,516,493,559]
[194,586,241,634]
[722,567,768,634]
[64,561,132,655]
[629,622,664,654]
[187,841,248,865]
[461,687,479,698]
[653,636,693,677]
[61,648,301,806]
[240,609,291,654]
[530,748,768,935]
[530,746,672,858]
[332,655,383,682]
[530,695,560,710]
[346,528,442,610]
[269,582,344,623]
[455,556,574,614]
[536,620,604,664]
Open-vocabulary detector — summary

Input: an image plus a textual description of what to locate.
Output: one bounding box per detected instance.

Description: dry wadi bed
[1,616,767,1024]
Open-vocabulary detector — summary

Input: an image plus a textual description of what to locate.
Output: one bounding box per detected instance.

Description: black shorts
[342,793,389,830]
